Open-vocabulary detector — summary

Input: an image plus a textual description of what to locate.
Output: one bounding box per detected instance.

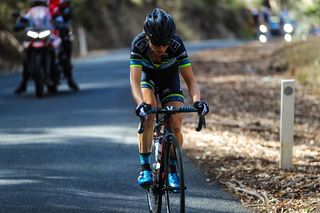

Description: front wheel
[163,135,185,213]
[31,51,45,98]
[147,185,161,213]
[147,148,168,213]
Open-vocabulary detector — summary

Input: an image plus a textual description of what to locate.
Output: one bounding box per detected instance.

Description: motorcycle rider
[14,0,60,94]
[14,0,78,94]
[49,0,79,91]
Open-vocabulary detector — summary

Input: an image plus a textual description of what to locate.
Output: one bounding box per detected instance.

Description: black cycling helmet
[144,8,176,46]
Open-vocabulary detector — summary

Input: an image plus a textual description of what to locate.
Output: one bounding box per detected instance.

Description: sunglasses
[149,37,171,46]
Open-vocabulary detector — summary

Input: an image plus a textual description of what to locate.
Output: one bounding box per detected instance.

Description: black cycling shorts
[141,71,184,105]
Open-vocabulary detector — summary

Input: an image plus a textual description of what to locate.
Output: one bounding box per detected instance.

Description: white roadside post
[280,79,295,170]
[78,26,88,57]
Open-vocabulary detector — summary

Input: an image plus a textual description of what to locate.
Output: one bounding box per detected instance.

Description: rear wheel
[164,135,185,213]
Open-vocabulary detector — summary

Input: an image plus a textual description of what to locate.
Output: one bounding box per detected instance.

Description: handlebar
[138,106,206,134]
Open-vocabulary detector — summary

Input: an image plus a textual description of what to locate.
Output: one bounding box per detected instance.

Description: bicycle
[138,105,206,213]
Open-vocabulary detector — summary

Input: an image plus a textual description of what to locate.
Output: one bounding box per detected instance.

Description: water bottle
[154,138,162,170]
[154,139,159,160]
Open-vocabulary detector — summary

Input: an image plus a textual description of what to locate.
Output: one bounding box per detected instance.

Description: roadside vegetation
[0,0,251,68]
[270,37,320,95]
[183,37,320,212]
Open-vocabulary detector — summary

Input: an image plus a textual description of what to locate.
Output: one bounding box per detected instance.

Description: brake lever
[196,115,206,132]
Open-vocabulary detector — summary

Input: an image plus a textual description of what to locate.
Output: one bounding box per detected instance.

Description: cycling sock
[139,153,151,171]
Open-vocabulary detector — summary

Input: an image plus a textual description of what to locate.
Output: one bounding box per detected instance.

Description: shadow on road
[0,58,249,212]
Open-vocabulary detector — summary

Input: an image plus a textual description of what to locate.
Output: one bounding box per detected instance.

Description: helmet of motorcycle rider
[29,0,49,7]
[144,8,176,46]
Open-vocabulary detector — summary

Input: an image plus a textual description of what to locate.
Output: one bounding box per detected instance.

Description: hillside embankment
[0,31,22,72]
[71,0,251,51]
[0,0,251,72]
[183,37,320,212]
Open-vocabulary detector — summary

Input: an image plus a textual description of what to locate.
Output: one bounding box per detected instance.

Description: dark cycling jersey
[130,32,191,104]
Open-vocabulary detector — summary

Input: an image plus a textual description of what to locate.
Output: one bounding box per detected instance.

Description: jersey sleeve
[174,36,192,69]
[129,36,144,69]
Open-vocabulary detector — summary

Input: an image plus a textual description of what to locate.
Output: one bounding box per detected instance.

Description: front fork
[26,48,59,86]
[26,49,48,80]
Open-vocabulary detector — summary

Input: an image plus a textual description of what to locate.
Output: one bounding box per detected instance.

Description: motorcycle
[257,23,269,43]
[14,6,61,98]
[282,22,294,42]
[257,16,295,43]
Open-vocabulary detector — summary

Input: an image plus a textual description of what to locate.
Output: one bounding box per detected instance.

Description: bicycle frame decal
[166,106,174,111]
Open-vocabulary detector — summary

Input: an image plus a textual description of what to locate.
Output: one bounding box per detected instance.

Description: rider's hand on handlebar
[194,101,209,116]
[135,102,152,118]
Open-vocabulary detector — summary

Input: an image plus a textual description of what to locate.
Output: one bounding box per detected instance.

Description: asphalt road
[0,39,250,212]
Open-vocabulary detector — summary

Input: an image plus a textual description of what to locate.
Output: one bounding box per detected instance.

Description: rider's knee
[171,125,181,135]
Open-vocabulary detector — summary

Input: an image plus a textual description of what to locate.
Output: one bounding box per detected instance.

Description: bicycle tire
[33,51,45,98]
[147,141,168,213]
[147,186,161,213]
[147,173,162,213]
[163,134,185,213]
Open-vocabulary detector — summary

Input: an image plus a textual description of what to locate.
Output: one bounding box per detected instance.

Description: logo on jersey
[131,52,142,58]
[178,51,188,58]
[135,39,148,52]
[169,39,181,52]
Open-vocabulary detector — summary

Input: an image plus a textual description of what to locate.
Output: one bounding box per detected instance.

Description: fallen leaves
[183,40,320,212]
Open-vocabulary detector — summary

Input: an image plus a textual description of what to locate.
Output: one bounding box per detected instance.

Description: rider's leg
[14,57,29,94]
[137,88,157,188]
[62,39,79,91]
[163,101,184,190]
[164,101,184,146]
[50,49,60,88]
[163,100,184,163]
[139,88,157,153]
